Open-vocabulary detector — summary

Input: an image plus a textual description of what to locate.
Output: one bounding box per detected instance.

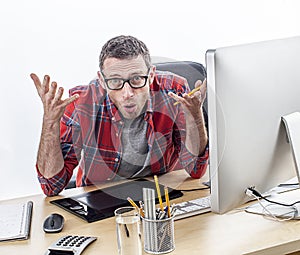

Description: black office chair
[154,61,206,90]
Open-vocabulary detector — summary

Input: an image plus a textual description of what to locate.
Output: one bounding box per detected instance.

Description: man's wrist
[42,117,60,130]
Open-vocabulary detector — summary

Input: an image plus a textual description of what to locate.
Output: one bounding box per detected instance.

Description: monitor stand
[282,112,300,184]
[245,112,300,219]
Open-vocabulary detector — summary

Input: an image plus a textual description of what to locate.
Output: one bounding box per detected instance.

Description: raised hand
[168,79,206,119]
[30,73,79,124]
[168,79,208,156]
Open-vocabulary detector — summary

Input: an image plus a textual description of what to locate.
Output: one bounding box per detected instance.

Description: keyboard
[173,196,211,220]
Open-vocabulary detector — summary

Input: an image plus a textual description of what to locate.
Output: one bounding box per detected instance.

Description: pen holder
[142,216,175,254]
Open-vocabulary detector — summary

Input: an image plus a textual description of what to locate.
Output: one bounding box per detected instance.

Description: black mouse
[43,213,65,233]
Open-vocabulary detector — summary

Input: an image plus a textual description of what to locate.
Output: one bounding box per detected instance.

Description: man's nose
[122,82,134,98]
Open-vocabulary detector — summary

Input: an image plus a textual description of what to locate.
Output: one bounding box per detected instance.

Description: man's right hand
[30,73,79,124]
[30,73,79,179]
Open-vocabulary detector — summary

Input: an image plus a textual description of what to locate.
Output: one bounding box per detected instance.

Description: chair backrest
[154,61,207,90]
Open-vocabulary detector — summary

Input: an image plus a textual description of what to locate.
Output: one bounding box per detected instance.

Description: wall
[0,0,299,200]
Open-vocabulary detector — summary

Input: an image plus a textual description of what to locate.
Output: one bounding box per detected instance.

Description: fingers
[194,78,206,92]
[61,94,79,108]
[169,78,207,107]
[49,83,79,108]
[30,73,42,95]
[30,72,79,106]
[194,78,207,102]
[53,86,64,103]
[47,81,58,101]
[42,75,50,94]
[194,79,203,89]
[168,92,185,106]
[30,73,51,97]
[169,90,196,106]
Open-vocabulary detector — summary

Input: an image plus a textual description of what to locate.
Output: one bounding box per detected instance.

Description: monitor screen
[206,36,300,213]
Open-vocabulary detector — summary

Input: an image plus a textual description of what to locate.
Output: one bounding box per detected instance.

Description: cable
[255,195,296,221]
[178,186,210,192]
[246,188,297,221]
[178,181,210,192]
[278,183,299,187]
[246,186,300,207]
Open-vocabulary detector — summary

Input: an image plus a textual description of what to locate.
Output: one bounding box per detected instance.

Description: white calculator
[44,235,97,255]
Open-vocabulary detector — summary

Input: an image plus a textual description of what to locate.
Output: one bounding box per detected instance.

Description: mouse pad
[51,178,183,223]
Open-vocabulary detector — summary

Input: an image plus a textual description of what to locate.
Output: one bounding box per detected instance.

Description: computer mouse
[43,213,65,233]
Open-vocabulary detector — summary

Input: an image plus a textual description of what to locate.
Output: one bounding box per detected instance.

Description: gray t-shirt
[117,114,151,178]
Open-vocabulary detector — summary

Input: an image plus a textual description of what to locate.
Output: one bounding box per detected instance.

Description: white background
[0,0,299,200]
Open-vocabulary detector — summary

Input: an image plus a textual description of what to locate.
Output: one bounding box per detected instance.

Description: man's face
[99,55,155,119]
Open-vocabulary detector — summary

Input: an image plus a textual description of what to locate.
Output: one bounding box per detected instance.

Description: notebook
[0,201,33,241]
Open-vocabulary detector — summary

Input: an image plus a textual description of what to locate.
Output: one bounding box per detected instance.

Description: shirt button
[115,158,119,162]
[116,133,118,137]
[112,117,115,121]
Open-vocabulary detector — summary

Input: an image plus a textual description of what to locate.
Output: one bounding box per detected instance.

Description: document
[0,201,33,241]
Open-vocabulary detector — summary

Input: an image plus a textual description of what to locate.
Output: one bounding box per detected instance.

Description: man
[30,35,209,196]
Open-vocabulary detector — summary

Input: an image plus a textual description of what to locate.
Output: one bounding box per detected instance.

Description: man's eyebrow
[105,73,122,78]
[130,71,145,76]
[129,69,149,75]
[106,70,146,78]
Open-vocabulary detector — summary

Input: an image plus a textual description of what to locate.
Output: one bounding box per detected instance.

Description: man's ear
[97,71,106,89]
[149,65,156,84]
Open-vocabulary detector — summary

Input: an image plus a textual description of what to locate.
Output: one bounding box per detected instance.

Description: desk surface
[1,170,300,255]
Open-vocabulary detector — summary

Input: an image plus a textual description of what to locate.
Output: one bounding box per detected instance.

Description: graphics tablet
[51,178,183,222]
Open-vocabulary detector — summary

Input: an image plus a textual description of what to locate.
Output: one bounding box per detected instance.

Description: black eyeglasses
[101,70,150,90]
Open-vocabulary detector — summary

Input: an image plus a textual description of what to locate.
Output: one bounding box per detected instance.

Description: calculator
[44,235,97,255]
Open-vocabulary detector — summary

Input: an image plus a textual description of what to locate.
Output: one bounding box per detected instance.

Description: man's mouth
[123,104,136,113]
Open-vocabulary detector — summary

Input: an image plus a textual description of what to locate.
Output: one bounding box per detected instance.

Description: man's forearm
[185,109,208,156]
[37,120,64,178]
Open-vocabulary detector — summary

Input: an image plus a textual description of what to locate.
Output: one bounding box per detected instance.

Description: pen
[154,175,164,212]
[139,201,145,216]
[173,85,202,106]
[159,211,166,220]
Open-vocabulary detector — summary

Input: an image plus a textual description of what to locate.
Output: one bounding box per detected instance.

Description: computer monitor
[206,36,300,214]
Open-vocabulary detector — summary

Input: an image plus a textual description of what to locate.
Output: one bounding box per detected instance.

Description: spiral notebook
[0,201,33,242]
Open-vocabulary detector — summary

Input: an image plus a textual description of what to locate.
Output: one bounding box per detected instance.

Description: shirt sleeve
[36,165,72,196]
[180,145,209,179]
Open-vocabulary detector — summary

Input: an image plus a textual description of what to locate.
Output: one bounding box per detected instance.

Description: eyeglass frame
[100,68,151,91]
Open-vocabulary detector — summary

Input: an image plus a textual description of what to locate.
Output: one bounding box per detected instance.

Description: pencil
[127,197,145,217]
[164,186,171,218]
[154,175,164,212]
[127,197,139,211]
[173,85,201,106]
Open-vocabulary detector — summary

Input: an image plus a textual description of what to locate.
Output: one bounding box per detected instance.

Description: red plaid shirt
[37,71,209,196]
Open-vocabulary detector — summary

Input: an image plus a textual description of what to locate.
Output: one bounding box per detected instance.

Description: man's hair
[99,35,151,70]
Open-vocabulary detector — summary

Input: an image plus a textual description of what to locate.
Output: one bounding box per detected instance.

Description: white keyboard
[174,196,211,220]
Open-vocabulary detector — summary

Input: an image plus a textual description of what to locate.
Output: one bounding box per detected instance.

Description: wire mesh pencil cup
[142,216,175,254]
